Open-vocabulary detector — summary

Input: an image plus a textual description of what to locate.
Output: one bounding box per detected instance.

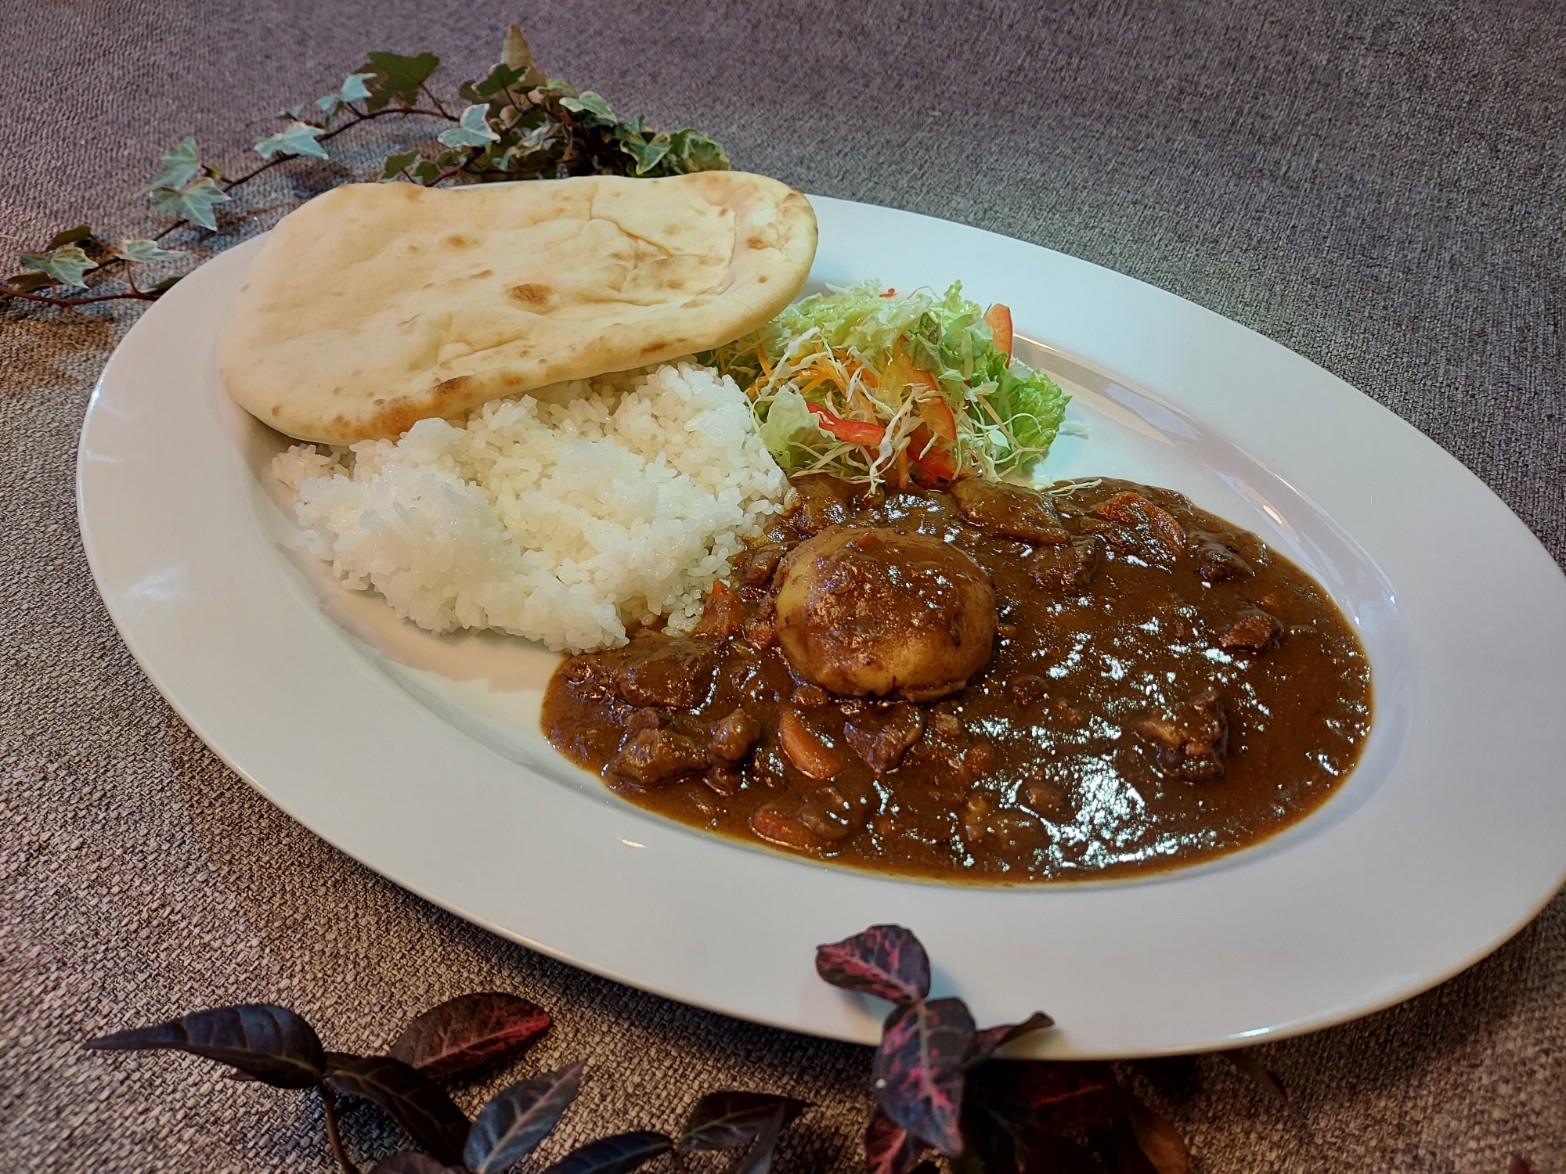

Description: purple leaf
[325,1053,469,1166]
[539,1130,673,1174]
[1511,1158,1536,1174]
[815,925,931,1006]
[864,1106,928,1174]
[85,1004,324,1089]
[370,1154,466,1174]
[680,1090,811,1151]
[871,997,975,1157]
[722,1105,791,1174]
[464,1060,584,1173]
[387,992,551,1080]
[969,1011,1056,1066]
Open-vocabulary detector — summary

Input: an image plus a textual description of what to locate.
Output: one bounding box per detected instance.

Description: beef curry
[542,475,1371,882]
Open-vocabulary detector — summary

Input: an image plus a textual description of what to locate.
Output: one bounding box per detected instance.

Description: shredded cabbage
[703,281,1069,486]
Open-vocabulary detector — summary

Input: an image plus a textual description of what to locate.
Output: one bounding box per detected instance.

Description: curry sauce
[542,476,1371,882]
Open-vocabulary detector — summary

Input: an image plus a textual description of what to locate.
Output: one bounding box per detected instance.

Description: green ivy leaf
[465,62,529,102]
[19,246,98,289]
[149,177,230,230]
[139,137,202,194]
[46,225,95,250]
[147,275,184,294]
[437,104,501,149]
[5,271,55,293]
[559,91,615,121]
[500,24,546,88]
[381,150,420,180]
[254,121,329,161]
[359,50,441,111]
[412,159,442,185]
[112,239,188,263]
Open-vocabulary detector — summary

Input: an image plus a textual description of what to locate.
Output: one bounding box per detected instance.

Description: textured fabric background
[3,0,1563,1170]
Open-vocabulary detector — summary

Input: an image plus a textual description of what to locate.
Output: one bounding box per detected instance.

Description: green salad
[704,281,1068,487]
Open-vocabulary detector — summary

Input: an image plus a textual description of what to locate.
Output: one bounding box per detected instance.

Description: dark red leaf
[1122,1098,1189,1174]
[84,1004,324,1089]
[464,1060,584,1173]
[680,1090,810,1151]
[722,1104,791,1174]
[965,1091,1104,1174]
[370,1154,466,1174]
[387,992,551,1080]
[865,1106,928,1174]
[539,1130,673,1174]
[1221,1050,1286,1102]
[970,1012,1056,1066]
[1510,1159,1534,1174]
[872,997,976,1156]
[324,1053,469,1166]
[816,925,931,1005]
[968,1059,1125,1135]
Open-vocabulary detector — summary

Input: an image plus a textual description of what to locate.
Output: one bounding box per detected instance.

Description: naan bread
[218,172,817,443]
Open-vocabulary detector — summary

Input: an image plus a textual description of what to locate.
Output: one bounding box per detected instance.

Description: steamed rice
[272,362,787,652]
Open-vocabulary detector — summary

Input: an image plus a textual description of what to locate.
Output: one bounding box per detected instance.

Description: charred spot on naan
[508,283,554,308]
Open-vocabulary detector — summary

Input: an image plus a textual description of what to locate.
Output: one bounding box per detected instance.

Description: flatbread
[217,172,817,443]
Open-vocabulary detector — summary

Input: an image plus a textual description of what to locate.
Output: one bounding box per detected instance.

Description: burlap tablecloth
[4,1,1563,1169]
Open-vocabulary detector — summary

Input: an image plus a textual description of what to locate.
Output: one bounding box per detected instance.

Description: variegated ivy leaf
[620,132,672,176]
[437,104,501,149]
[20,246,98,289]
[112,239,188,264]
[317,71,373,110]
[559,91,615,120]
[149,177,230,231]
[255,121,329,161]
[139,137,203,195]
[670,129,730,173]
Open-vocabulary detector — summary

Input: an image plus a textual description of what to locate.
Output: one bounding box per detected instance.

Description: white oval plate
[78,195,1566,1058]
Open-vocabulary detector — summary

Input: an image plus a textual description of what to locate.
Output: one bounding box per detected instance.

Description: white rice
[272,362,787,652]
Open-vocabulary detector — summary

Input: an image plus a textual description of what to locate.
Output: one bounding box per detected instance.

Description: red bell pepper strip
[908,424,958,481]
[917,395,958,443]
[808,403,887,448]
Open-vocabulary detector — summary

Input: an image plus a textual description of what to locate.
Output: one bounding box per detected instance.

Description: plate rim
[77,192,1566,1057]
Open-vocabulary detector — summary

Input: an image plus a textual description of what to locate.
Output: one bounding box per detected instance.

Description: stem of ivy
[318,1084,360,1174]
[0,285,158,306]
[3,100,458,310]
